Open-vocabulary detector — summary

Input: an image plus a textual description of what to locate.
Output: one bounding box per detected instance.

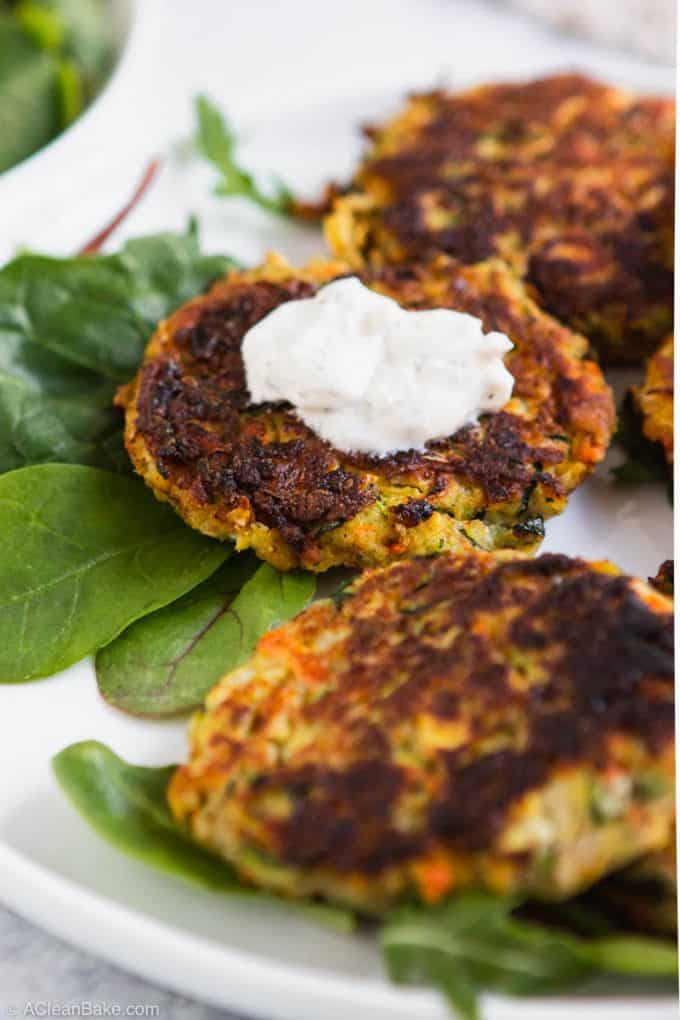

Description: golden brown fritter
[325,74,675,364]
[119,253,614,572]
[168,553,675,914]
[635,335,674,463]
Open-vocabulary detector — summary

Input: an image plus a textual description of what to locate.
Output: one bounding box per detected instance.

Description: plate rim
[0,69,675,1020]
[0,839,676,1020]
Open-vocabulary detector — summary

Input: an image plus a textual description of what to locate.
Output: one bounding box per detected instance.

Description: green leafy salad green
[0,0,116,172]
[0,224,674,1020]
[195,94,294,215]
[0,463,230,682]
[0,223,233,474]
[96,558,316,716]
[382,893,677,1019]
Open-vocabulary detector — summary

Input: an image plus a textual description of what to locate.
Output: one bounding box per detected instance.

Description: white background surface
[0,1,675,1018]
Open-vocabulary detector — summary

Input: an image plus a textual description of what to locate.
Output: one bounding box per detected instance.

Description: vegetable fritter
[119,253,614,572]
[634,335,674,464]
[168,553,675,914]
[325,74,675,363]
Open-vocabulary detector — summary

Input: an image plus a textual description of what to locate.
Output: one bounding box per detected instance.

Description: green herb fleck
[331,576,356,609]
[512,515,545,539]
[460,528,483,549]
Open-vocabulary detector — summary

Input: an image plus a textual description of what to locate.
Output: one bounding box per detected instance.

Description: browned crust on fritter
[635,334,674,463]
[650,560,674,598]
[119,253,614,571]
[169,553,674,906]
[251,555,673,862]
[325,74,675,363]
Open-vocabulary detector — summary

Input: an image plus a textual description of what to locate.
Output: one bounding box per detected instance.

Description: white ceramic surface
[0,24,675,1020]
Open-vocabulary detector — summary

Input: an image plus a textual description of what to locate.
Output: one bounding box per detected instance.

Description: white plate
[0,78,675,1020]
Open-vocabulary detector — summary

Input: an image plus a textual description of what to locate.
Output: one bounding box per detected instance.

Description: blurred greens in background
[0,0,115,173]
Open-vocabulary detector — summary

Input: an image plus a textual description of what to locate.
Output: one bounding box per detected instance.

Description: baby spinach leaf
[0,227,234,381]
[53,740,244,891]
[0,343,125,474]
[0,464,230,682]
[195,95,293,216]
[0,227,234,474]
[96,558,315,717]
[382,893,677,1020]
[53,740,355,933]
[116,228,237,343]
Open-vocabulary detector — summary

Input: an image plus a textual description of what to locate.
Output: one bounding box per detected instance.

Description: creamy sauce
[242,277,514,456]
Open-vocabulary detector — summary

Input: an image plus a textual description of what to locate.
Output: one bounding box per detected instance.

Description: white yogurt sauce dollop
[242,277,514,456]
